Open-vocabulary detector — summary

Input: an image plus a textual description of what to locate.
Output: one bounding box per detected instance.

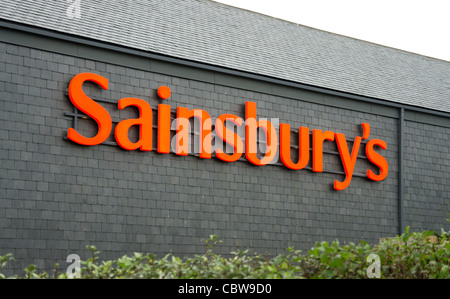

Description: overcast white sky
[213,0,450,62]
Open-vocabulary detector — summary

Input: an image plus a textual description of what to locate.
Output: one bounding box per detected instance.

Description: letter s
[366,139,388,181]
[67,73,112,146]
[215,114,243,162]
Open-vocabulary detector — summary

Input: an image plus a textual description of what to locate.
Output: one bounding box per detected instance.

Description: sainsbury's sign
[66,73,388,191]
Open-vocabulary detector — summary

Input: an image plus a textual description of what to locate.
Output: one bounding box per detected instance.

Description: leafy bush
[301,227,449,279]
[0,228,448,279]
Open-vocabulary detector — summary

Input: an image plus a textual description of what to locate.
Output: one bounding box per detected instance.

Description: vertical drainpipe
[398,107,405,235]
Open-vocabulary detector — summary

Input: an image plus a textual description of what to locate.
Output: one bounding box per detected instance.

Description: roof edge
[209,0,450,63]
[1,18,449,119]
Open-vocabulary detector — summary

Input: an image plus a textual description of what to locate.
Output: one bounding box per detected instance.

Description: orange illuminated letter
[280,124,309,170]
[245,102,277,166]
[115,98,153,151]
[157,104,171,154]
[334,133,362,190]
[312,129,335,172]
[176,107,212,159]
[215,114,244,162]
[67,73,112,146]
[366,139,388,181]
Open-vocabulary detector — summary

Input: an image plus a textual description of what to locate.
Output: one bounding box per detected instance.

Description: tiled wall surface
[404,122,449,232]
[0,42,447,273]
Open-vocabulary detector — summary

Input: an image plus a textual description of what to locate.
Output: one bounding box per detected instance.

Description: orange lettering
[176,107,212,159]
[280,124,309,170]
[334,133,362,190]
[245,101,277,166]
[67,73,112,146]
[66,73,390,190]
[157,104,171,154]
[215,114,244,162]
[312,129,334,172]
[115,98,153,151]
[366,139,388,181]
[157,86,171,100]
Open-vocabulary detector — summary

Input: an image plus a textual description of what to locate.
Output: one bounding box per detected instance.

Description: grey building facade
[0,0,449,273]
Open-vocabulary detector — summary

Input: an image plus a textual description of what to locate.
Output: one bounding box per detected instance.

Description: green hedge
[1,227,449,279]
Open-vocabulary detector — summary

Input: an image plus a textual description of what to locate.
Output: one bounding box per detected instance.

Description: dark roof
[1,0,449,113]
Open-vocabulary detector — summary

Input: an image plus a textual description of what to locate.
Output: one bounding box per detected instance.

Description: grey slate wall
[404,122,450,232]
[0,40,448,274]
